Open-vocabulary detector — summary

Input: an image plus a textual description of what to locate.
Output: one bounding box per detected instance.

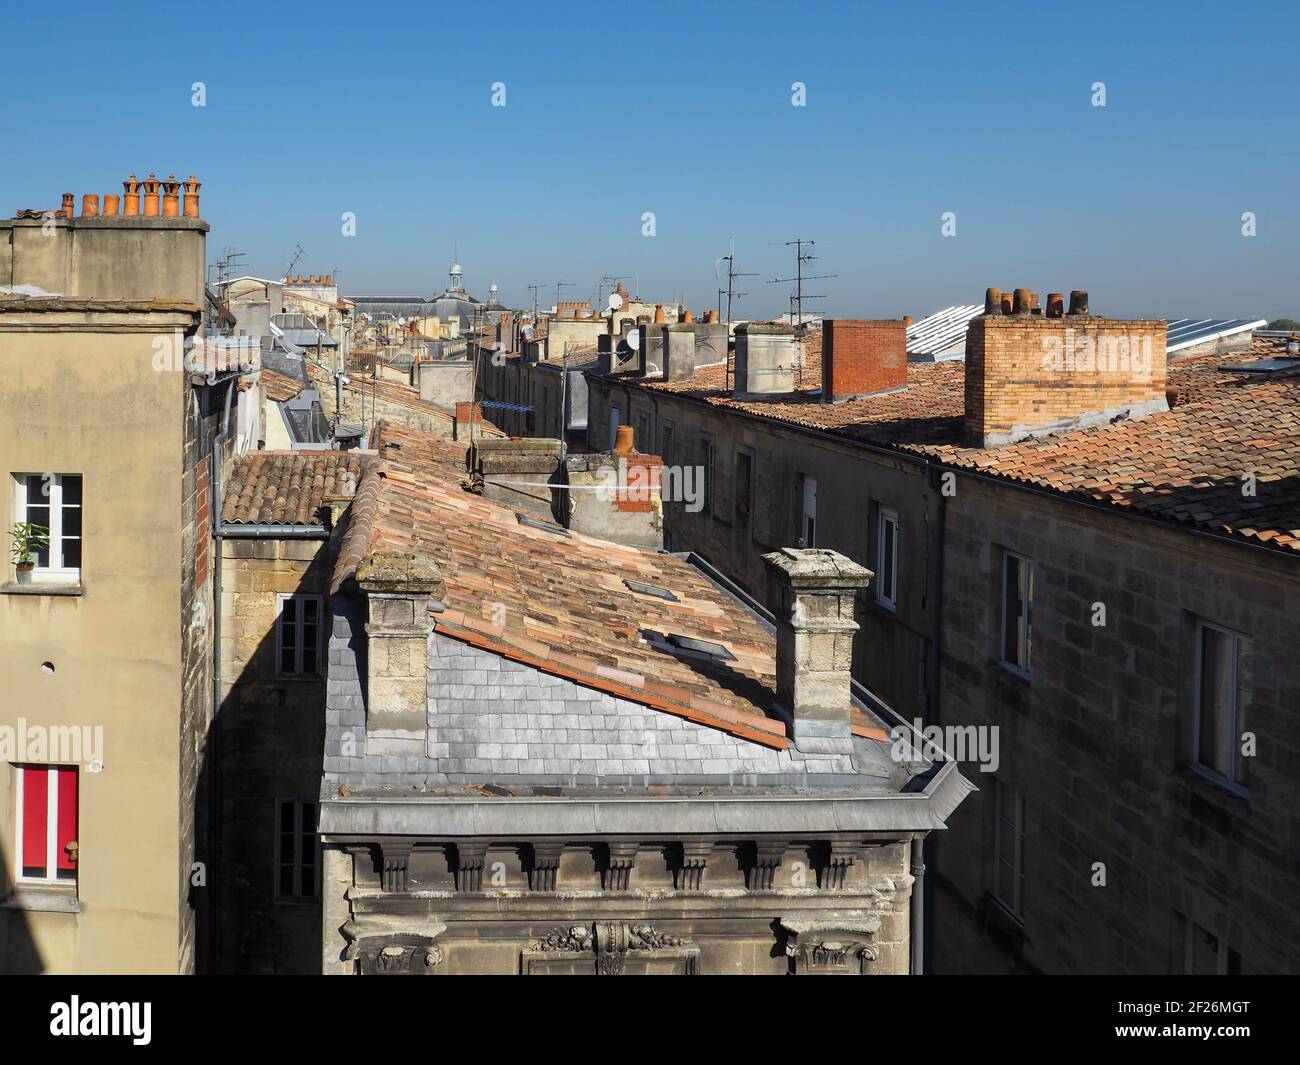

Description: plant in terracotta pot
[9,521,49,584]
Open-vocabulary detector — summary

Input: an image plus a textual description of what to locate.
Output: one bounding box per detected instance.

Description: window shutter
[56,766,78,872]
[22,766,49,873]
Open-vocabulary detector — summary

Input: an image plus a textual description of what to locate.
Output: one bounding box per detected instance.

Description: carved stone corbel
[824,840,859,890]
[749,840,787,891]
[605,841,638,891]
[456,841,489,892]
[678,840,712,891]
[530,841,565,892]
[380,842,413,893]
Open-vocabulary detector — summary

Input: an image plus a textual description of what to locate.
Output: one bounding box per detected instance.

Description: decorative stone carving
[341,920,447,976]
[778,915,881,975]
[523,921,697,975]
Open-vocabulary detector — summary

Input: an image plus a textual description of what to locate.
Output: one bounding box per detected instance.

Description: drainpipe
[911,834,926,974]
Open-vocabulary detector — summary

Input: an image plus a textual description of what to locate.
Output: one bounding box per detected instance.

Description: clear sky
[3,0,1297,320]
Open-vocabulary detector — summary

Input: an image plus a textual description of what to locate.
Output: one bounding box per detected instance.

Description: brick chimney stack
[965,286,1168,446]
[762,548,872,754]
[821,319,908,403]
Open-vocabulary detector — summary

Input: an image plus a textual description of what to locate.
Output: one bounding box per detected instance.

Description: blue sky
[3,0,1297,319]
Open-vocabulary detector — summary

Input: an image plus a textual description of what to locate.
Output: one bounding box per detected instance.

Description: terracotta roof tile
[261,368,307,402]
[222,450,371,526]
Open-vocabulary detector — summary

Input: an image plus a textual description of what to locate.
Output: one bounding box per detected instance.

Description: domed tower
[448,260,464,293]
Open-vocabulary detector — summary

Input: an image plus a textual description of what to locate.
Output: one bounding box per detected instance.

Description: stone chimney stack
[762,548,872,753]
[356,552,441,754]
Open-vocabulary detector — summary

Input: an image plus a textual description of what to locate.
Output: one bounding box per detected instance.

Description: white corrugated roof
[907,305,981,357]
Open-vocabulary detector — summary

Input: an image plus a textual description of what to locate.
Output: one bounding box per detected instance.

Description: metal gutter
[217,523,328,539]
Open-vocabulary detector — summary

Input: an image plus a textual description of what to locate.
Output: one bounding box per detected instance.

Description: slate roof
[331,420,891,750]
[640,336,1300,554]
[222,450,371,526]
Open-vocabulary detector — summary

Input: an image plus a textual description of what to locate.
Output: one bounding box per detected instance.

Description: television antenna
[768,238,835,332]
[715,238,758,331]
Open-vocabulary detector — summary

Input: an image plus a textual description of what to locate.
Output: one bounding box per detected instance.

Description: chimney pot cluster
[58,172,203,219]
[984,285,1091,317]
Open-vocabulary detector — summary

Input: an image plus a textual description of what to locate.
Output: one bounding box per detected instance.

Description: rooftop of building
[635,335,1300,554]
[261,368,307,402]
[331,420,894,754]
[222,450,371,526]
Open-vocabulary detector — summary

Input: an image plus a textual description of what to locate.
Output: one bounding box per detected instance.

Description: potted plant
[9,521,49,585]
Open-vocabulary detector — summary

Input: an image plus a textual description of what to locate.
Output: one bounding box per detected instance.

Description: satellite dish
[626,328,641,351]
[608,292,624,311]
[521,325,534,342]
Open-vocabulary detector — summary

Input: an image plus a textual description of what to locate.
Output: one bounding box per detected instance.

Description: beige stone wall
[0,218,207,309]
[0,312,194,973]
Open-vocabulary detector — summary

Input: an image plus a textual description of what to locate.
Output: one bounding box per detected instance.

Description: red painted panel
[56,766,78,871]
[21,766,48,872]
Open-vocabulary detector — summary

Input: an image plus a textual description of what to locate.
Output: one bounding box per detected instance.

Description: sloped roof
[222,450,370,526]
[261,368,307,402]
[641,336,1300,553]
[331,421,890,749]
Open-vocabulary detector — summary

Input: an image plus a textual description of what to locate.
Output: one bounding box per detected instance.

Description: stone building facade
[313,422,971,975]
[584,299,1300,974]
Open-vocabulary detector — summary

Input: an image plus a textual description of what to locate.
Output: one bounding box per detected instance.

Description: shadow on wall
[0,842,45,973]
[195,547,333,974]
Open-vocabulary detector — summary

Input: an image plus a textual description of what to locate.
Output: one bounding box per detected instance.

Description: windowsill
[1,581,83,597]
[873,598,898,615]
[996,659,1032,683]
[2,885,82,914]
[982,892,1025,936]
[275,674,324,684]
[1185,763,1250,803]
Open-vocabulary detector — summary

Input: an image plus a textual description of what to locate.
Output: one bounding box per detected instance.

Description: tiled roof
[261,368,306,402]
[333,421,889,749]
[639,337,1300,553]
[222,450,371,526]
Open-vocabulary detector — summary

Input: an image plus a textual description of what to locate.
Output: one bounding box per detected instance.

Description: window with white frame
[1000,550,1032,673]
[275,799,318,899]
[276,594,322,677]
[992,778,1025,917]
[1194,620,1248,787]
[13,474,82,582]
[14,763,79,887]
[876,508,899,609]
